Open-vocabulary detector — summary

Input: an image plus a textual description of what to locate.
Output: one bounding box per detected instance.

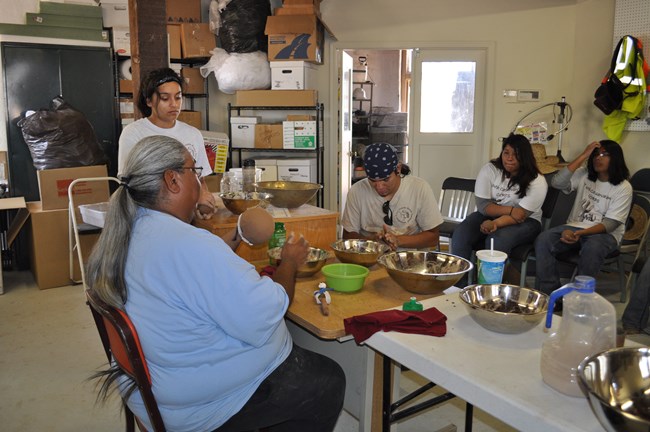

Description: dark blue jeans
[214,344,346,432]
[451,211,542,287]
[534,225,618,295]
[622,259,650,331]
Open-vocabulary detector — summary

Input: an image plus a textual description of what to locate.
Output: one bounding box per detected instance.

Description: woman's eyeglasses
[382,201,393,225]
[595,151,610,158]
[180,166,203,177]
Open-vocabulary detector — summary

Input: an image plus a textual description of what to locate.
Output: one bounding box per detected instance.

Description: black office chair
[437,177,476,251]
[631,168,650,194]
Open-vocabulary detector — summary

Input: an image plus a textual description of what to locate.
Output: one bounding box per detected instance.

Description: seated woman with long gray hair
[87,135,345,432]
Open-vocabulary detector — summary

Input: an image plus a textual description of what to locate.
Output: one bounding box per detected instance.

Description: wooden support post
[128,0,168,119]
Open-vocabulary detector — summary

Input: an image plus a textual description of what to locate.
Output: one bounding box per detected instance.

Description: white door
[410,48,488,196]
[339,51,354,214]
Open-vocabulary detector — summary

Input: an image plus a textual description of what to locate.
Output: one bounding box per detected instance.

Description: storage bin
[230,117,260,148]
[277,159,317,183]
[79,202,109,228]
[271,61,317,90]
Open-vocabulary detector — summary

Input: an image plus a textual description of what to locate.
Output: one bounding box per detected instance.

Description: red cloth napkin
[344,307,447,344]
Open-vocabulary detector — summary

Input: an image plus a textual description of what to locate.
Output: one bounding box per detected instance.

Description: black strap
[608,35,639,92]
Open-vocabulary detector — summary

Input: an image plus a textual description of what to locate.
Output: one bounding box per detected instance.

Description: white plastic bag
[200,47,271,94]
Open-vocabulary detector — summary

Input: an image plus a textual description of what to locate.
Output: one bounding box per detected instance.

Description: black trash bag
[17,96,107,170]
[219,0,271,53]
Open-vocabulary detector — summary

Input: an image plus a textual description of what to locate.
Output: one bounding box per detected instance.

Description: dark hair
[587,140,629,185]
[490,133,539,199]
[136,68,184,117]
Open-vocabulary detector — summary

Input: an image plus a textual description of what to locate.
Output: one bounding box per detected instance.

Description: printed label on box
[283,121,316,149]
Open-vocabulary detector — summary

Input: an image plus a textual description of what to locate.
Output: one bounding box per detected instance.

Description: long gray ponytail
[85,135,187,309]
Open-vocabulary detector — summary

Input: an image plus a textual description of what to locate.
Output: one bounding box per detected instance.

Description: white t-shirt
[341,175,443,240]
[474,163,548,223]
[118,118,211,176]
[562,167,632,244]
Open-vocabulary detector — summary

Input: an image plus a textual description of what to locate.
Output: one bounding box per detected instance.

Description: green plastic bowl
[321,263,370,293]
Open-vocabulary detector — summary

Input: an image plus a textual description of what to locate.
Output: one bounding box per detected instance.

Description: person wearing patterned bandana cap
[340,142,443,250]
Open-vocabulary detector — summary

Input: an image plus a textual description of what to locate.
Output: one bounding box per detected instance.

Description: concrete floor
[1,269,648,432]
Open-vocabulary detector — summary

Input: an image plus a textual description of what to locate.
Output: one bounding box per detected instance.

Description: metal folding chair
[68,177,119,287]
[437,177,476,251]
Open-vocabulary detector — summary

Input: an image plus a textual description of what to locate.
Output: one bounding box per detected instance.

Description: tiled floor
[0,269,648,432]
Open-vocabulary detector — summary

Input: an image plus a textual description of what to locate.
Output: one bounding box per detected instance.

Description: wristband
[509,206,514,216]
[236,214,254,246]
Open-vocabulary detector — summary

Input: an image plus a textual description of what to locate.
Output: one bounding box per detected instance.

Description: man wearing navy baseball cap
[340,143,443,250]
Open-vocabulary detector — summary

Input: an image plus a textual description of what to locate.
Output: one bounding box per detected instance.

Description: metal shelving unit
[227,103,325,206]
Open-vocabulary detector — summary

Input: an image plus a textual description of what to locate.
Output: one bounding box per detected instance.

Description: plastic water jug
[540,276,616,397]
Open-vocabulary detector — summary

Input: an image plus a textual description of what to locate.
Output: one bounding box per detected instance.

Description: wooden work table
[261,258,440,340]
[194,201,338,262]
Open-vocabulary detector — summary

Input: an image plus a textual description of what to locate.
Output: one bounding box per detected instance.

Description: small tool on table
[314,283,333,316]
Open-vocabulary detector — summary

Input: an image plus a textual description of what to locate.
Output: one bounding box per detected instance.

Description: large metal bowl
[458,284,548,334]
[256,181,322,208]
[578,347,650,432]
[377,251,473,295]
[331,239,390,267]
[268,247,330,278]
[219,192,272,215]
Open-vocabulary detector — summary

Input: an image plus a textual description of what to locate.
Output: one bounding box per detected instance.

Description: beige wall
[314,0,648,208]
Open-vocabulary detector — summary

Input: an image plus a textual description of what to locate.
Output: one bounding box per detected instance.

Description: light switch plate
[517,90,541,102]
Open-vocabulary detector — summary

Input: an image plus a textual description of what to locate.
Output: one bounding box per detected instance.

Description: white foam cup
[476,249,508,284]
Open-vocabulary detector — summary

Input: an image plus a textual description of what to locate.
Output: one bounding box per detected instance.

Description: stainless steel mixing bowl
[219,192,272,215]
[256,181,322,208]
[331,239,390,267]
[268,247,330,278]
[458,284,548,334]
[578,347,650,432]
[377,251,473,294]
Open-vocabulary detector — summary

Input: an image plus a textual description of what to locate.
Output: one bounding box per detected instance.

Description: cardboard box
[204,173,223,192]
[230,117,259,149]
[101,2,129,28]
[271,61,317,90]
[112,26,130,56]
[28,202,99,290]
[119,79,133,93]
[37,165,110,211]
[180,23,216,58]
[274,5,320,16]
[178,110,202,129]
[119,98,133,119]
[284,0,321,5]
[235,90,318,107]
[265,15,324,64]
[255,124,284,149]
[286,114,315,121]
[167,24,182,60]
[283,121,317,149]
[252,159,278,182]
[181,67,205,94]
[166,0,201,23]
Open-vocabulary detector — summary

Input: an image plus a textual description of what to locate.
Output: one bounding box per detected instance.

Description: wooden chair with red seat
[86,288,166,432]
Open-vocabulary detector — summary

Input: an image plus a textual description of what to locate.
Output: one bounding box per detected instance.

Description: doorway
[331,43,494,215]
